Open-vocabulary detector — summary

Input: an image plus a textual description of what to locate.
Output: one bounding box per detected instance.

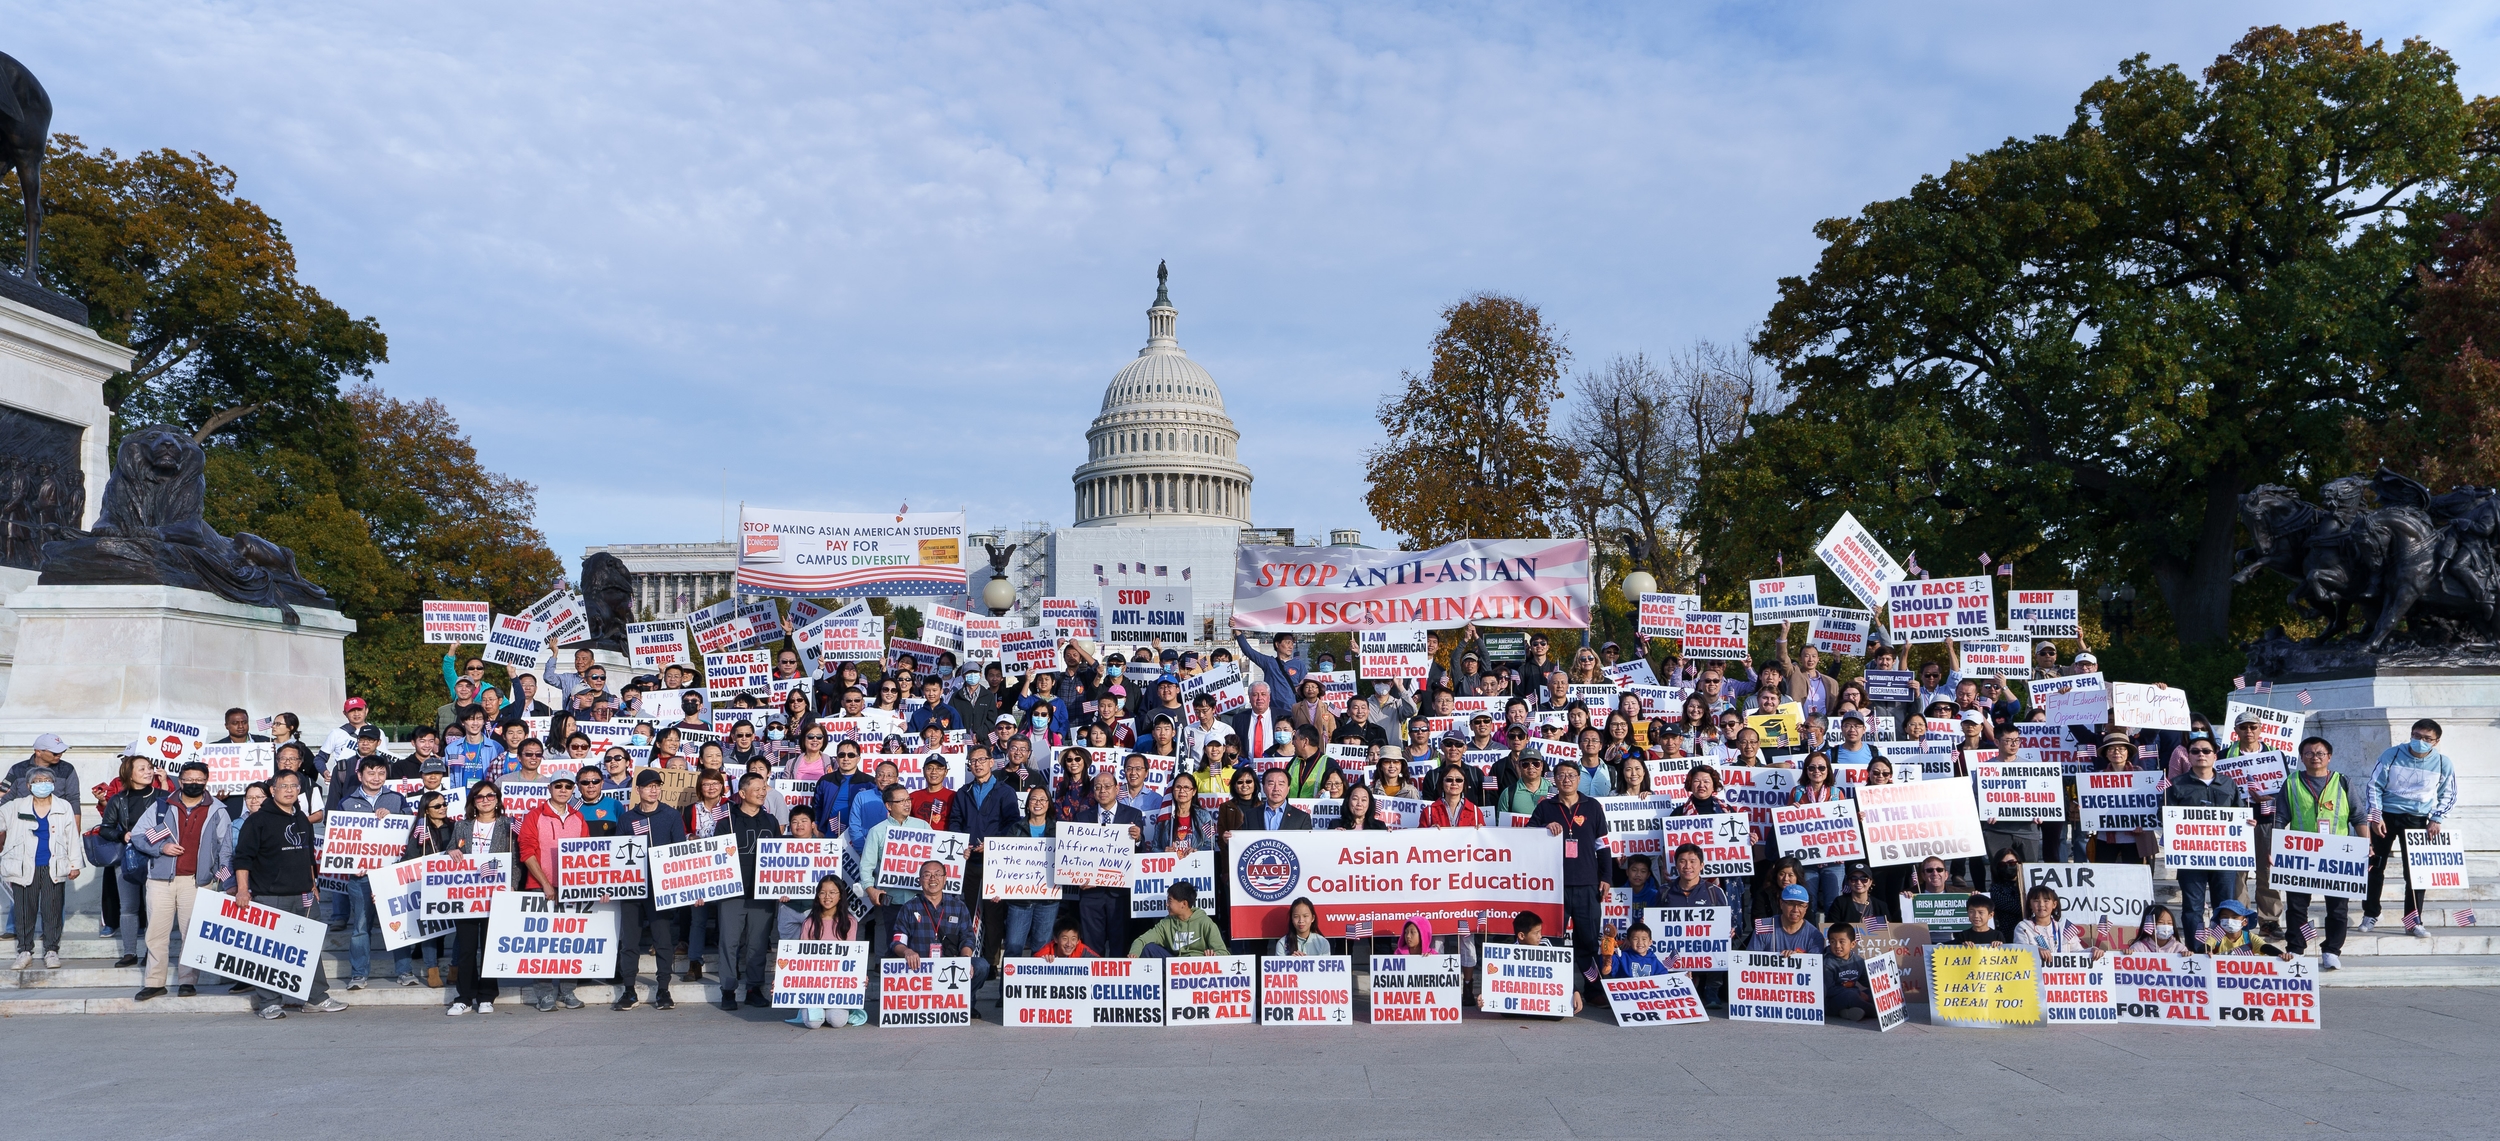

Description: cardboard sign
[1602,971,1708,1027]
[876,827,971,895]
[1678,611,1751,660]
[2268,830,2369,900]
[1356,627,1431,681]
[1772,800,1865,865]
[318,811,414,879]
[1856,778,1985,867]
[1749,576,1821,623]
[1367,954,1464,1025]
[2162,806,2255,871]
[1638,592,1698,638]
[752,838,846,900]
[980,836,1058,901]
[2111,951,2213,1025]
[373,854,456,950]
[1728,950,1825,1025]
[1164,954,1258,1025]
[1656,814,1754,878]
[2042,952,2116,1025]
[1053,821,1137,889]
[418,851,512,919]
[703,649,773,701]
[1128,851,1217,918]
[1867,951,1908,1031]
[1808,608,1872,657]
[650,834,745,909]
[2406,829,2470,890]
[423,599,493,644]
[483,613,551,671]
[1259,955,1354,1025]
[771,939,869,1010]
[2023,863,2155,928]
[482,892,618,978]
[2109,682,2190,731]
[180,888,327,1000]
[2007,590,2080,638]
[2212,955,2320,1028]
[1481,942,1575,1017]
[1814,512,1906,609]
[1927,944,2043,1027]
[1642,906,1732,971]
[1961,640,2031,680]
[1974,761,2065,822]
[879,956,974,1027]
[2222,702,2306,755]
[2076,770,2163,833]
[2029,671,2110,726]
[1002,957,1165,1027]
[554,835,650,902]
[2212,750,2290,802]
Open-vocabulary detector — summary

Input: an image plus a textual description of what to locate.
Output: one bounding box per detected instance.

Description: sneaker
[559,993,585,1010]
[258,1005,286,1020]
[99,924,116,938]
[2360,915,2378,932]
[846,1008,867,1026]
[445,1002,471,1016]
[612,990,640,1011]
[2321,952,2342,970]
[176,985,196,998]
[397,974,422,987]
[653,990,676,1010]
[746,985,769,1007]
[114,954,139,968]
[535,996,557,1012]
[9,952,28,970]
[43,951,60,969]
[228,981,254,994]
[134,986,167,1002]
[477,1001,495,1014]
[2411,924,2432,938]
[312,998,347,1013]
[346,977,369,990]
[721,995,740,1012]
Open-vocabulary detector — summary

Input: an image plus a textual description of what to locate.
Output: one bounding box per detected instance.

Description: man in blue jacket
[946,744,1020,962]
[2362,718,2461,935]
[811,742,878,852]
[1235,631,1308,702]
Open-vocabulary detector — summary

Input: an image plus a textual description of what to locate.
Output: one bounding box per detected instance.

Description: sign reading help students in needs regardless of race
[1748,576,1821,623]
[1367,954,1464,1025]
[771,940,869,1010]
[182,888,328,1000]
[1772,800,1865,865]
[555,835,650,903]
[650,834,745,909]
[418,851,511,920]
[422,599,492,643]
[1926,944,2043,1028]
[1602,971,1709,1027]
[2077,770,2163,833]
[2112,951,2214,1025]
[1814,511,1907,609]
[1002,958,1166,1027]
[2406,829,2471,890]
[1808,608,1872,657]
[879,957,974,1027]
[2212,954,2320,1028]
[2007,590,2080,637]
[752,838,846,900]
[2268,830,2369,900]
[1729,950,1825,1025]
[1357,627,1433,680]
[1855,779,1986,867]
[1481,942,1575,1017]
[626,620,691,669]
[483,892,618,978]
[1260,955,1354,1025]
[2042,952,2116,1025]
[1163,955,1258,1025]
[2163,806,2256,871]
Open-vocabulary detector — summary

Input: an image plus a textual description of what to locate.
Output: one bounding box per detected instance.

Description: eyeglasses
[587,673,606,681]
[521,750,544,758]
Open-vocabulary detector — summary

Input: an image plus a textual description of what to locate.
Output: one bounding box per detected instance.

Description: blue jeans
[1002,901,1059,959]
[1801,863,1843,917]
[2175,870,2238,953]
[344,878,414,981]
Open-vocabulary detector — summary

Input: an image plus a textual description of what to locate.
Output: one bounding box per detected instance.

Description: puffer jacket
[2,795,88,885]
[131,795,234,885]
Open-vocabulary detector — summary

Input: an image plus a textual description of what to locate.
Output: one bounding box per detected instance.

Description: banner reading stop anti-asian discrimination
[1225,828,1562,940]
[181,888,327,1000]
[735,506,967,599]
[1231,538,1591,632]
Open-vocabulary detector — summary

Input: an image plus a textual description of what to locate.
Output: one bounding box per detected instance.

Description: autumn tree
[1564,343,1780,596]
[1365,294,1578,547]
[2353,208,2500,488]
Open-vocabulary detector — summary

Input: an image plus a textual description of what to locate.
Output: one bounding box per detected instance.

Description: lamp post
[982,574,1016,617]
[1619,570,1657,606]
[2096,583,2137,646]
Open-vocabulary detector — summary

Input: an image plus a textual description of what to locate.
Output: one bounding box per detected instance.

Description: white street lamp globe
[1619,570,1657,605]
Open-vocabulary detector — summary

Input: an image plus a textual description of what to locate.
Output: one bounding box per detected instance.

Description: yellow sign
[1926,944,2043,1027]
[917,537,960,567]
[1746,702,1804,749]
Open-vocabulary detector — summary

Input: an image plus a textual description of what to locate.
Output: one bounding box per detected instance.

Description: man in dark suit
[1067,772,1148,956]
[1244,768,1315,832]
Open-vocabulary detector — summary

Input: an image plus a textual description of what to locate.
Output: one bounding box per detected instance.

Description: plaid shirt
[890,891,974,957]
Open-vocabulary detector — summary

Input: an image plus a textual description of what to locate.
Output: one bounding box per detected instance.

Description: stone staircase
[2142,852,2500,988]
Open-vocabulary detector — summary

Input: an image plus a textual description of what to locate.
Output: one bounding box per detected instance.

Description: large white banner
[1231,538,1592,632]
[735,506,968,599]
[1225,828,1563,940]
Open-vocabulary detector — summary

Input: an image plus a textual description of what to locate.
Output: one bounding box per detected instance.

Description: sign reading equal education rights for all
[1259,956,1354,1025]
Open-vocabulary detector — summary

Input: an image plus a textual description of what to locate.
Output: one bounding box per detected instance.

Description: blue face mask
[630,733,650,746]
[2408,738,2434,756]
[30,781,55,798]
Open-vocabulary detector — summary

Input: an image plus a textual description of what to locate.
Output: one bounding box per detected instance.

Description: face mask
[630,733,650,746]
[938,666,955,678]
[2408,738,2433,756]
[30,781,55,798]
[2221,917,2243,933]
[180,781,208,798]
[767,729,784,742]
[2154,923,2174,939]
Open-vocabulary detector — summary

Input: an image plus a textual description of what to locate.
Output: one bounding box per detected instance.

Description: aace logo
[1236,839,1301,903]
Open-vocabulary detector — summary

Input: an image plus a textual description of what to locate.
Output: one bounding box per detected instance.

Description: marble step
[0,980,738,1016]
[2316,954,2500,988]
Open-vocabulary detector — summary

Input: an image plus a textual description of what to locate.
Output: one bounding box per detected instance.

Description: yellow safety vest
[2282,771,2351,836]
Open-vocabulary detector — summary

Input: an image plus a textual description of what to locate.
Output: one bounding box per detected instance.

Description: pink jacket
[517,801,586,890]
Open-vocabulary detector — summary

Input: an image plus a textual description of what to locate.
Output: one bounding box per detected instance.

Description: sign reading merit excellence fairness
[1225,828,1563,939]
[1231,538,1592,632]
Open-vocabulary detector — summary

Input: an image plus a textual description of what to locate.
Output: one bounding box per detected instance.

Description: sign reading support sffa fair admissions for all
[1368,954,1464,1024]
[182,887,327,1000]
[1481,942,1575,1017]
[1003,958,1166,1027]
[1259,955,1353,1025]
[879,956,974,1027]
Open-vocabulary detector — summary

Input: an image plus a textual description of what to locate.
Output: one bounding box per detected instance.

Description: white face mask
[2154,923,2175,939]
[2221,917,2243,934]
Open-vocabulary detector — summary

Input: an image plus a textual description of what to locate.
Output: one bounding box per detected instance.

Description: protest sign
[2212,955,2320,1028]
[2109,682,2191,730]
[373,855,455,950]
[193,741,272,797]
[2268,830,2369,899]
[702,648,773,701]
[1886,576,1992,642]
[1164,955,1257,1025]
[1858,670,1914,705]
[2041,952,2116,1025]
[1868,951,1908,1031]
[2212,750,2290,802]
[626,620,691,669]
[1808,608,1872,657]
[139,714,207,772]
[1908,892,1970,933]
[1974,761,2065,823]
[422,599,492,643]
[1855,778,1986,867]
[879,956,975,1027]
[1744,708,1804,750]
[418,852,511,920]
[920,603,970,651]
[2012,725,2087,775]
[752,838,846,900]
[1728,950,1825,1025]
[799,615,886,663]
[996,628,1061,676]
[497,778,552,821]
[651,834,745,909]
[318,812,413,879]
[2163,806,2256,871]
[1565,682,1619,711]
[1678,610,1751,660]
[734,506,967,599]
[1638,592,1698,638]
[1656,814,1754,878]
[876,827,971,895]
[2076,770,2163,833]
[1601,971,1708,1027]
[1129,851,1217,918]
[888,636,949,671]
[735,599,785,648]
[1596,795,1669,862]
[1718,764,1797,843]
[1773,800,1865,865]
[1311,669,1360,712]
[1367,954,1464,1025]
[2112,951,2214,1025]
[2222,701,2306,755]
[1375,795,1426,830]
[483,612,551,671]
[2024,863,2155,928]
[1178,662,1250,716]
[1481,941,1575,1017]
[524,588,589,646]
[1961,640,2031,680]
[1749,576,1821,623]
[1233,539,1591,632]
[771,940,869,1010]
[1260,955,1354,1025]
[1814,511,1906,609]
[2007,590,2080,637]
[1857,922,1932,1001]
[1871,745,1958,783]
[2029,671,2110,726]
[1002,957,1166,1027]
[1102,585,1193,643]
[1642,906,1732,971]
[181,888,326,1000]
[1054,821,1137,889]
[1356,627,1432,680]
[1225,828,1562,939]
[2406,829,2470,890]
[981,837,1058,901]
[1927,944,2043,1028]
[1039,596,1100,639]
[555,835,651,903]
[1604,659,1660,689]
[483,892,618,978]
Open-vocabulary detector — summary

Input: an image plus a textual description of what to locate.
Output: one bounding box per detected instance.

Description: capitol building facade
[1070,264,1255,527]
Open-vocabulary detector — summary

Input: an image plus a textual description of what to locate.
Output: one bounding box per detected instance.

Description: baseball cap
[1468,712,1493,723]
[995,714,1017,725]
[1158,673,1179,685]
[1780,885,1811,904]
[357,725,383,740]
[2073,651,2098,665]
[121,738,146,757]
[420,758,448,774]
[1843,862,1872,881]
[2217,898,2254,917]
[1440,732,1468,747]
[31,732,65,754]
[2232,711,2262,727]
[1839,711,1865,724]
[547,775,575,788]
[343,697,367,712]
[1160,649,1180,662]
[1179,651,1199,667]
[1960,710,1985,725]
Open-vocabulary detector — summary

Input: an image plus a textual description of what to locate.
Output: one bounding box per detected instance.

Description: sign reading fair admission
[735,505,967,599]
[1231,538,1591,632]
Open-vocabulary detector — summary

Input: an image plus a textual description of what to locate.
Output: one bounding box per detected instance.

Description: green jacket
[1129,909,1226,956]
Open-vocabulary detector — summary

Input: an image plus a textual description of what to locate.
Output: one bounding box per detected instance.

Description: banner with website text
[1231,538,1592,632]
[1225,827,1563,939]
[733,506,967,599]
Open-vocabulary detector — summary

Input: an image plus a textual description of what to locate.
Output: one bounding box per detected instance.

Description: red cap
[343,697,367,712]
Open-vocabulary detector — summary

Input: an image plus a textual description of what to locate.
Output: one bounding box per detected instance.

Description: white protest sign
[2007,590,2080,637]
[650,834,745,909]
[1678,611,1751,660]
[1309,669,1359,713]
[1102,585,1193,644]
[317,811,413,879]
[624,620,691,670]
[1367,953,1465,1025]
[920,603,970,651]
[1179,662,1250,716]
[555,835,650,902]
[1856,778,1985,867]
[423,600,493,644]
[1718,764,1800,844]
[1602,971,1708,1027]
[1002,957,1165,1027]
[2076,769,2163,833]
[497,778,551,821]
[2041,952,2115,1025]
[2268,830,2369,900]
[2406,829,2470,890]
[980,836,1058,901]
[181,888,326,1000]
[1657,814,1754,878]
[484,612,551,671]
[2013,725,2088,775]
[1974,761,2065,823]
[483,891,618,978]
[2222,701,2306,755]
[2162,806,2255,872]
[2029,672,2110,726]
[1961,640,2031,680]
[879,957,975,1027]
[753,838,846,900]
[194,741,273,797]
[1603,659,1660,689]
[1729,950,1825,1025]
[1128,851,1216,918]
[1357,627,1432,681]
[703,649,772,700]
[2111,950,2214,1025]
[1642,906,1732,971]
[2212,750,2290,802]
[2212,955,2320,1028]
[876,827,970,895]
[2023,863,2155,928]
[141,714,207,770]
[1481,941,1575,1018]
[1772,800,1865,865]
[1053,821,1136,888]
[1164,955,1257,1025]
[996,628,1060,677]
[1808,607,1872,657]
[1748,576,1821,623]
[525,588,590,647]
[1886,577,1992,643]
[2109,682,2190,731]
[1638,592,1698,638]
[418,851,510,919]
[373,854,456,950]
[1869,950,1908,1031]
[1039,596,1100,639]
[1259,955,1354,1025]
[1814,511,1906,609]
[771,939,869,1010]
[1595,794,1670,862]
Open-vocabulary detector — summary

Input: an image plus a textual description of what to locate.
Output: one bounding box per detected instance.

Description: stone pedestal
[0,584,355,772]
[2252,670,2500,876]
[0,294,137,704]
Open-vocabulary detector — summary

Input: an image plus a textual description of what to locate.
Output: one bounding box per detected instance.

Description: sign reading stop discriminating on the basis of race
[1224,828,1563,941]
[1231,538,1591,633]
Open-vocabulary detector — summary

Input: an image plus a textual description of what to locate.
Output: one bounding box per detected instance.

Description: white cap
[31,732,66,754]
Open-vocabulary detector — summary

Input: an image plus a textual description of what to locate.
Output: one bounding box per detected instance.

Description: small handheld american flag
[2096,916,2111,943]
[2233,675,2247,690]
[141,823,173,845]
[632,818,649,836]
[2299,919,2319,943]
[1453,918,1471,935]
[1865,914,1888,935]
[1755,918,1774,935]
[1346,920,1373,937]
[2404,908,2422,932]
[2199,924,2218,945]
[2455,909,2477,927]
[2297,689,2313,707]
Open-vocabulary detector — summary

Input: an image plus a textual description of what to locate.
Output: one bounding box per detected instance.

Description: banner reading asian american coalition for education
[733,506,967,599]
[1230,539,1592,633]
[1225,828,1564,940]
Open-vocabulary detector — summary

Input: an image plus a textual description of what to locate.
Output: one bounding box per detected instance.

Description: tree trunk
[2153,474,2243,645]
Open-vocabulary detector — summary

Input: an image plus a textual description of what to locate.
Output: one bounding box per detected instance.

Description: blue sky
[17,3,2498,566]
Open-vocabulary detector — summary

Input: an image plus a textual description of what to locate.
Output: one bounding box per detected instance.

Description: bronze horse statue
[0,53,50,278]
[2236,471,2499,652]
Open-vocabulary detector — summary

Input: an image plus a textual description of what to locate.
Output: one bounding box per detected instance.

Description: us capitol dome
[1071,262,1254,527]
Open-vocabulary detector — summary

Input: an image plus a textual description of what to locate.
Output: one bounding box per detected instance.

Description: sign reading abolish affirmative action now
[734,505,967,599]
[1225,828,1563,940]
[1230,538,1591,632]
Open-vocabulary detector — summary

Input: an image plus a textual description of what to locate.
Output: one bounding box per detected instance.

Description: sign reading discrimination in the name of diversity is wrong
[1225,828,1563,940]
[734,506,966,599]
[1855,780,1985,867]
[483,892,618,978]
[771,940,869,1010]
[1259,956,1354,1025]
[422,600,492,643]
[1231,538,1591,633]
[1367,954,1464,1025]
[1002,958,1166,1027]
